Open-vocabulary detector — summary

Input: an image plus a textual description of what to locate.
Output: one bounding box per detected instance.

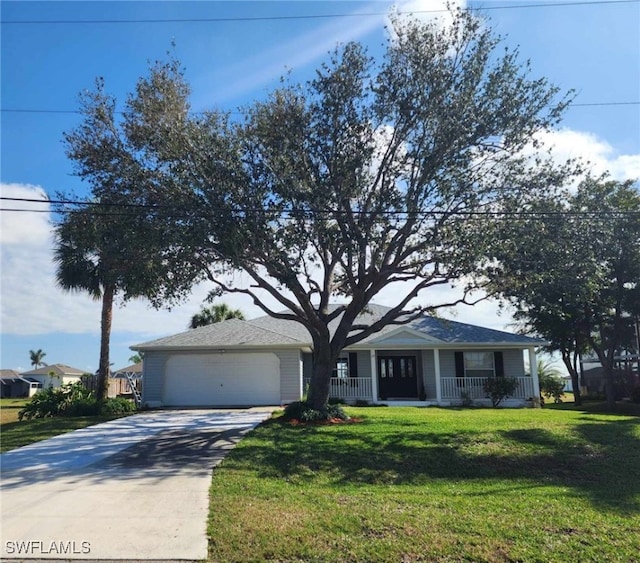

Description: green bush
[19,382,95,420]
[483,377,519,408]
[282,400,349,422]
[539,373,566,403]
[64,397,99,417]
[328,397,346,405]
[18,382,137,420]
[19,387,62,420]
[99,397,137,415]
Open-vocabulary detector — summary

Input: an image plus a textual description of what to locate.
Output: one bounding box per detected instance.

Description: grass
[0,398,125,453]
[0,397,29,424]
[208,405,640,562]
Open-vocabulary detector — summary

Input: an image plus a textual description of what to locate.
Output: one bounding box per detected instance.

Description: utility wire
[1,0,637,24]
[2,197,639,218]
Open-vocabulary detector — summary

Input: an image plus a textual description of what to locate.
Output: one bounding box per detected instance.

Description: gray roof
[133,304,542,351]
[113,362,143,375]
[133,318,306,351]
[20,364,86,377]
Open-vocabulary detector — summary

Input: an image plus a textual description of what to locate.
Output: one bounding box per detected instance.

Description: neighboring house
[579,354,640,396]
[19,364,85,390]
[132,305,543,408]
[0,369,42,398]
[110,363,143,398]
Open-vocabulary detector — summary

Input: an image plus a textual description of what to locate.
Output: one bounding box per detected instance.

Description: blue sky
[1,0,639,373]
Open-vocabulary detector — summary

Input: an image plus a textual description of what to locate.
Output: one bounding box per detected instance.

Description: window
[464,352,495,378]
[333,358,349,379]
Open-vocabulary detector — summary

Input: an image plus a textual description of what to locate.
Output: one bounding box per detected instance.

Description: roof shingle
[133,305,542,350]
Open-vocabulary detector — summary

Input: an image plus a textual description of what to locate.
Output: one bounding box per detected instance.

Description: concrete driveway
[0,408,275,561]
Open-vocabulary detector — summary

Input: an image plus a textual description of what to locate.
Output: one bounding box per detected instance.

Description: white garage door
[163,353,281,406]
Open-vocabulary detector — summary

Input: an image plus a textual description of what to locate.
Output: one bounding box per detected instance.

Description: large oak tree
[63,10,577,409]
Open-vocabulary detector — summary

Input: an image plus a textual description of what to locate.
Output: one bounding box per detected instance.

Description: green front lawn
[0,415,125,453]
[0,397,29,424]
[208,406,640,562]
[0,398,128,453]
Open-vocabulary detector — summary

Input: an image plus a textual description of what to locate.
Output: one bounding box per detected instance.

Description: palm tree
[189,303,245,329]
[128,353,144,365]
[537,359,563,380]
[29,349,47,368]
[54,211,113,401]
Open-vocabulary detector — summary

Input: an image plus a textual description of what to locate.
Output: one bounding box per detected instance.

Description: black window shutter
[349,353,358,377]
[494,352,504,377]
[455,352,465,377]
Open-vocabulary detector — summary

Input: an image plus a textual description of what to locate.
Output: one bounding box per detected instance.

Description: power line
[2,197,639,218]
[1,0,637,24]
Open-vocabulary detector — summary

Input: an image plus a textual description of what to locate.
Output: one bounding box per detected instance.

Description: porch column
[529,347,541,398]
[370,350,378,402]
[434,348,442,404]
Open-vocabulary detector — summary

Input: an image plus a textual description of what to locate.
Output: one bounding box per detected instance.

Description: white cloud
[392,0,467,24]
[533,128,640,182]
[0,183,265,338]
[0,183,51,245]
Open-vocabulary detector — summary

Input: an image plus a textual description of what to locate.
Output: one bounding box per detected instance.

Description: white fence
[303,377,373,401]
[441,377,535,400]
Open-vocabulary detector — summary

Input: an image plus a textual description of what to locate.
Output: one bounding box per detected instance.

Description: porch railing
[303,377,373,400]
[302,376,535,402]
[441,377,535,400]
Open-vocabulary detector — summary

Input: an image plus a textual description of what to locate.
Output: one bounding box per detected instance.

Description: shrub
[18,382,137,420]
[483,377,519,407]
[64,397,99,417]
[354,399,371,407]
[539,373,566,403]
[460,390,474,407]
[328,397,346,405]
[19,387,62,420]
[282,400,349,423]
[19,382,94,420]
[99,397,137,415]
[631,387,640,404]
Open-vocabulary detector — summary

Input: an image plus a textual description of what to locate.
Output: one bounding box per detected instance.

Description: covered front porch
[302,346,541,407]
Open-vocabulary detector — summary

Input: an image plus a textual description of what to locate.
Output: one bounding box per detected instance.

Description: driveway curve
[1,408,275,560]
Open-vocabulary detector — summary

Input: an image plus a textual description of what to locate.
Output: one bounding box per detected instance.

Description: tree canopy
[56,71,204,400]
[62,9,579,410]
[189,303,246,329]
[490,177,640,407]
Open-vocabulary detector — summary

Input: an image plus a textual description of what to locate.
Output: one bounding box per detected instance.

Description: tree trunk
[602,358,616,410]
[569,370,582,406]
[307,342,336,411]
[97,284,115,402]
[562,352,582,406]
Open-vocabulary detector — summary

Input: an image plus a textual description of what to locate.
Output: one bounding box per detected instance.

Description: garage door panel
[163,353,280,406]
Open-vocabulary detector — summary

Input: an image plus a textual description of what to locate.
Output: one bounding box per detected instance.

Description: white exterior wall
[420,350,437,399]
[275,350,303,403]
